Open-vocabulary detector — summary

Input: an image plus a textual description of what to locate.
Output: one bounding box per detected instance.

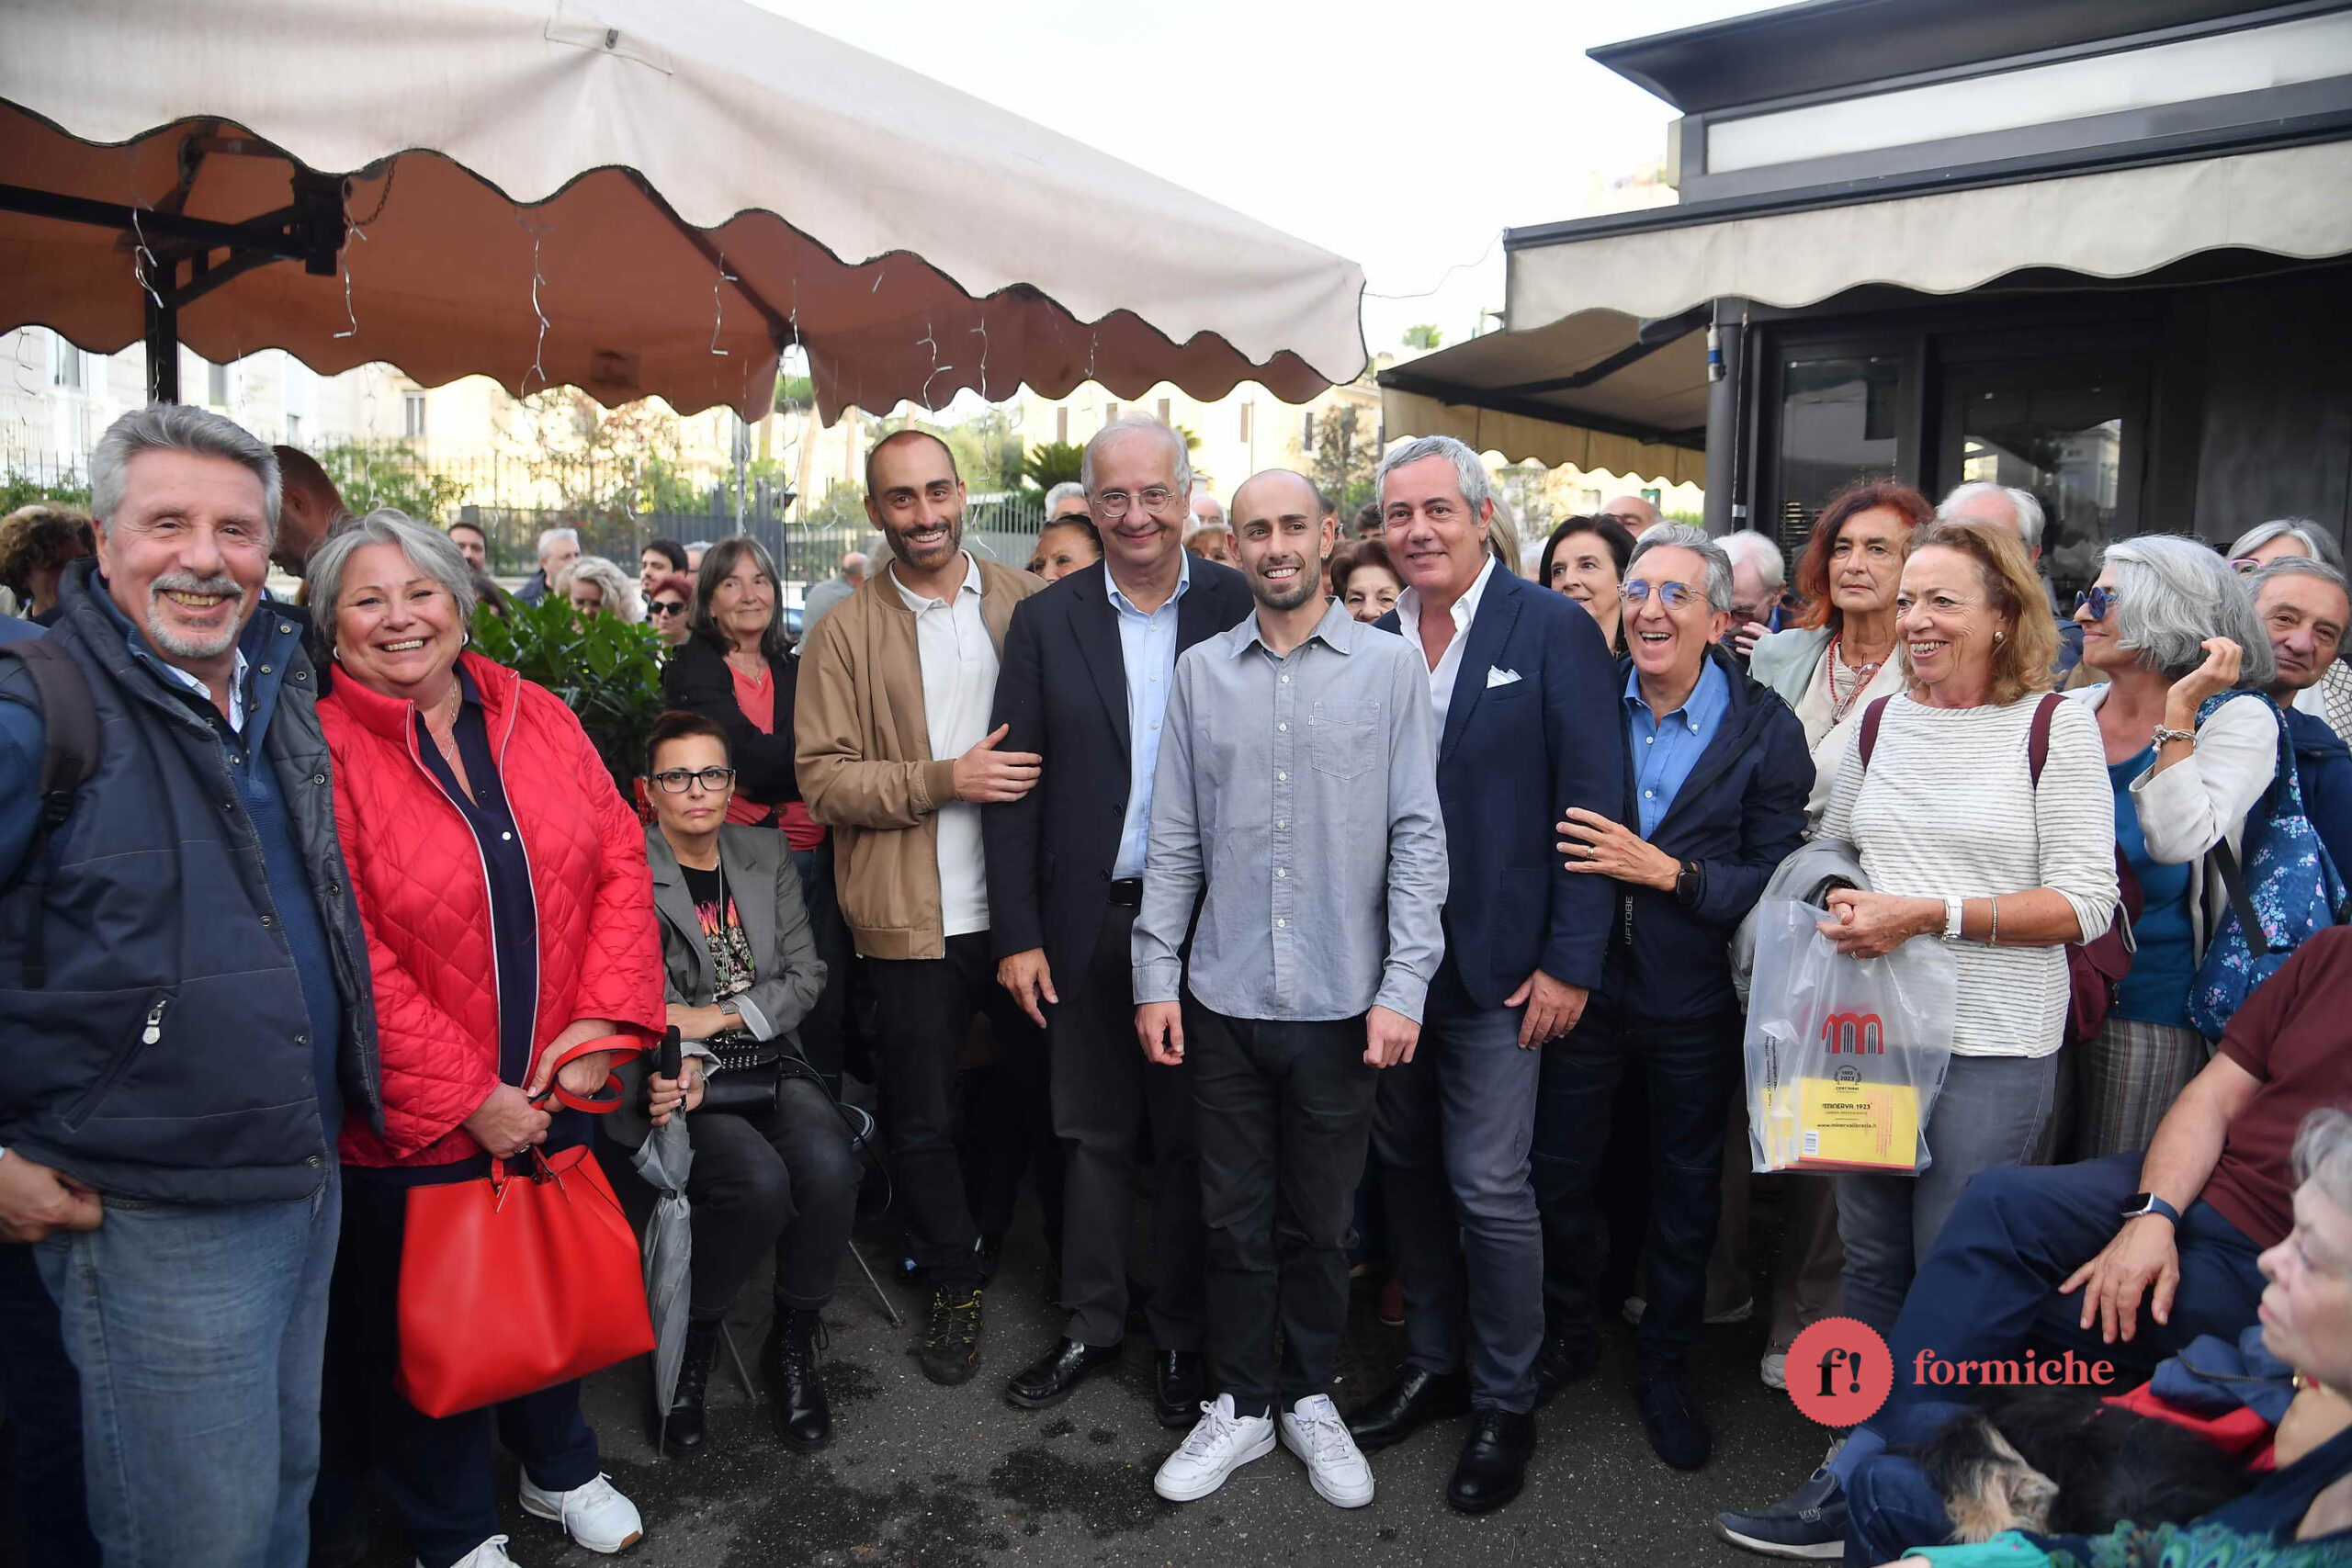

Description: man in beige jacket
[795,428,1045,1384]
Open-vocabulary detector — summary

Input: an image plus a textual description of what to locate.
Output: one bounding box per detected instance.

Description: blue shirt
[1109,554,1192,880]
[2109,747,2197,1026]
[1623,656,1730,837]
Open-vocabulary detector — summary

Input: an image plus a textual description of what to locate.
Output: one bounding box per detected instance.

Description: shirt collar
[1230,596,1358,660]
[1623,650,1730,731]
[888,550,981,612]
[1104,550,1191,617]
[1396,552,1498,637]
[92,572,265,726]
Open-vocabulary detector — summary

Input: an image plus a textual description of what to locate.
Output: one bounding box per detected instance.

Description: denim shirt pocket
[1308,700,1380,781]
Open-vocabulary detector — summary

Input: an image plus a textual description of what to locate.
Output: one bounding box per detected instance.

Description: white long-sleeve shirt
[1815,693,2120,1058]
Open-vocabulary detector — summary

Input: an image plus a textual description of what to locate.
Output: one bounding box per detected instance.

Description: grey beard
[144,571,247,660]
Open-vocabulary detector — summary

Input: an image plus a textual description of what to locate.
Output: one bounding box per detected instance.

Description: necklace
[1826,635,1885,726]
[422,681,464,768]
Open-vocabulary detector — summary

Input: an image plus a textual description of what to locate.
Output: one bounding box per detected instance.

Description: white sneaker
[1153,1393,1275,1502]
[428,1538,518,1568]
[1280,1393,1374,1508]
[1760,1349,1789,1390]
[518,1472,643,1554]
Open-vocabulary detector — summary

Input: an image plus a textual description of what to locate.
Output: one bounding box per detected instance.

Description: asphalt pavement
[316,1190,1830,1568]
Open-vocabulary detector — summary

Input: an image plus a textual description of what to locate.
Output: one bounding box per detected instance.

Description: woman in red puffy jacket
[308,511,664,1568]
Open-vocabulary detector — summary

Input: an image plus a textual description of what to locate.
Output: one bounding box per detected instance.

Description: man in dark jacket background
[0,405,379,1568]
[2252,557,2352,874]
[1539,524,1810,1473]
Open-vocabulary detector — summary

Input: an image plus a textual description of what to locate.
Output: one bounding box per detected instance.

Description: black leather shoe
[1153,1349,1205,1428]
[1634,1369,1712,1471]
[658,1318,722,1457]
[1006,1337,1123,1409]
[1447,1409,1535,1514]
[1534,1328,1600,1404]
[1343,1365,1471,1453]
[766,1307,832,1450]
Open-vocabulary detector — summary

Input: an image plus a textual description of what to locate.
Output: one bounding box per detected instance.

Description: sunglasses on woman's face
[2074,586,2122,621]
[650,599,687,616]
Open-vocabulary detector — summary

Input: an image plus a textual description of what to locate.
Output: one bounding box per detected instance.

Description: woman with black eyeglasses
[610,711,855,1460]
[2066,536,2280,1158]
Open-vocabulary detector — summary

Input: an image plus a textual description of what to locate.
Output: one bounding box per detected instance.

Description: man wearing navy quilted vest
[0,404,380,1568]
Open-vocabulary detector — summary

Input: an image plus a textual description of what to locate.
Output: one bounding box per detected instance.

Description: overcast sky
[749,0,1754,359]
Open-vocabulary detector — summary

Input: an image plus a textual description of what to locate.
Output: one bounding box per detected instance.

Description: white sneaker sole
[1710,1519,1841,1560]
[1280,1429,1374,1509]
[1153,1428,1276,1502]
[518,1493,642,1555]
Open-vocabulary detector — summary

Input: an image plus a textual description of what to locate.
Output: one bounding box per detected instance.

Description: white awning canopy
[1384,141,2352,487]
[0,0,1367,421]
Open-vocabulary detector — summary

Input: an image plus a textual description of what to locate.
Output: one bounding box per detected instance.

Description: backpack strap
[2026,692,2061,786]
[0,640,102,987]
[1856,694,1894,772]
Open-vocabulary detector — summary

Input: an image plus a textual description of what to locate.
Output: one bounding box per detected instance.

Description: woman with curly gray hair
[2066,535,2280,1156]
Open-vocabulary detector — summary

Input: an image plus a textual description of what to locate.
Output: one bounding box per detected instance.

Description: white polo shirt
[891,552,996,938]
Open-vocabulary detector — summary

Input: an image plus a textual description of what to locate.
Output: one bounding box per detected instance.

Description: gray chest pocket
[1308,699,1380,781]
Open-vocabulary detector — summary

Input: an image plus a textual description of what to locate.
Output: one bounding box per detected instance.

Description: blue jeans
[1532,998,1741,1371]
[35,1166,341,1568]
[1836,1053,2058,1334]
[1843,1451,1956,1566]
[1372,964,1544,1412]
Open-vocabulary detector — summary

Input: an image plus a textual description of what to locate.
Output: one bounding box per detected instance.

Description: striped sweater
[1816,693,2120,1057]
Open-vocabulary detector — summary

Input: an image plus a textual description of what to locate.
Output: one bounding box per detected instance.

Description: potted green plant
[470,594,667,801]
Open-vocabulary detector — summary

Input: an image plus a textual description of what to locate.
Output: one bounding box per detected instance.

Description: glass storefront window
[1775,355,1905,557]
[1951,374,2137,599]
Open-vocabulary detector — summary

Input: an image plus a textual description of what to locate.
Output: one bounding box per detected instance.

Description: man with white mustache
[1134,468,1446,1509]
[0,405,379,1568]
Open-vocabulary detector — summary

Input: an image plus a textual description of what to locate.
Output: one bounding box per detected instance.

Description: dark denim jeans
[0,1242,97,1566]
[686,1074,861,1314]
[1532,999,1741,1371]
[789,840,851,1089]
[1371,963,1544,1413]
[36,1166,340,1568]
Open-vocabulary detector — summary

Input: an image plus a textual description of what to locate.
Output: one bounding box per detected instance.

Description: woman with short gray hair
[2066,534,2282,1156]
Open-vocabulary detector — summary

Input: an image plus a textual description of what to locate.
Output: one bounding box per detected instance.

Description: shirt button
[258,664,271,674]
[1276,868,1287,878]
[1644,789,1655,798]
[1645,736,1654,745]
[1275,820,1286,830]
[312,773,327,785]
[260,914,276,929]
[1151,721,1159,730]
[294,1033,308,1045]
[1277,723,1288,732]
[502,831,514,840]
[1281,675,1290,683]
[1275,918,1286,929]
[1276,771,1287,782]
[1149,672,1159,682]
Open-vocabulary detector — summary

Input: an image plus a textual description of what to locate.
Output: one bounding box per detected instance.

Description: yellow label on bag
[1756,1077,1921,1172]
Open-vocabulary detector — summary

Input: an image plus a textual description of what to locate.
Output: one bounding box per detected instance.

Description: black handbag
[696,1032,782,1117]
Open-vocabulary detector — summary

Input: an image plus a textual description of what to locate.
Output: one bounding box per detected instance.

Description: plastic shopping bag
[1745,899,1956,1176]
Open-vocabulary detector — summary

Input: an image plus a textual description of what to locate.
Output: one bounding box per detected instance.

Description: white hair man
[516,525,581,605]
[2252,557,2352,869]
[1188,491,1226,534]
[0,404,376,1565]
[1718,529,1789,661]
[1938,482,2081,675]
[800,549,869,637]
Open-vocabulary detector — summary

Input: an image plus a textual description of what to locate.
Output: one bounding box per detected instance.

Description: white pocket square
[1486,666,1521,688]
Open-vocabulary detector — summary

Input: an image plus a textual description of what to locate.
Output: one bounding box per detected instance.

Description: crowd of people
[3,399,2352,1568]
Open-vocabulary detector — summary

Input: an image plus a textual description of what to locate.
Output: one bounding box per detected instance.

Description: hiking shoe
[919,1286,986,1385]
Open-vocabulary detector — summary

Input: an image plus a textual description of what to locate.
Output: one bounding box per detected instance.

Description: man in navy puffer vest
[0,405,380,1568]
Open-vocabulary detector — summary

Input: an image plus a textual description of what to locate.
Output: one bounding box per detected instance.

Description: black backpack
[0,639,101,986]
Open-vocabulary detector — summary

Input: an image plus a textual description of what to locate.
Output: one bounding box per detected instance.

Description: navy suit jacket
[1380,568,1624,1009]
[983,558,1255,979]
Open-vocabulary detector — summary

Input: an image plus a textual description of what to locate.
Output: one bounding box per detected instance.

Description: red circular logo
[1784,1316,1893,1427]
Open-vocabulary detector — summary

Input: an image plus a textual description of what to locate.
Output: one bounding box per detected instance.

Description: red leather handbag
[396,1037,653,1419]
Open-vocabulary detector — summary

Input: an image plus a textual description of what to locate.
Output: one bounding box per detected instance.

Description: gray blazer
[609,824,827,1149]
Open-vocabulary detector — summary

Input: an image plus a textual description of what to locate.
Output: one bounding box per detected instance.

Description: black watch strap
[1674,859,1702,908]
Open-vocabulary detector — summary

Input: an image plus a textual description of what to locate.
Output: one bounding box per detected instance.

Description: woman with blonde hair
[557,555,644,624]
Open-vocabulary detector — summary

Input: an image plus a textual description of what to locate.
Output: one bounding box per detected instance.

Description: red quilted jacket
[320,651,664,1168]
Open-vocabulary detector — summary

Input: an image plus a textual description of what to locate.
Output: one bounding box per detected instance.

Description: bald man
[269,446,350,576]
[1600,494,1661,533]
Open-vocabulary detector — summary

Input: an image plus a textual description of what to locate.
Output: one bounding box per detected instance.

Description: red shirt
[2204,927,2352,1248]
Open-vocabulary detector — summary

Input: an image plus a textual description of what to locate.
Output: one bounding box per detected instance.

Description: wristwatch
[1674,859,1702,908]
[2120,1191,2181,1225]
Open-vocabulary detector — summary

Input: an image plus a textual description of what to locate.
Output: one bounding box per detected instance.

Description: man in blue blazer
[1345,435,1625,1514]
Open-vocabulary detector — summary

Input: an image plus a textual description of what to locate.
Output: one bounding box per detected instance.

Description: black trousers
[960,1006,1066,1260]
[0,1243,97,1567]
[686,1075,861,1316]
[1532,997,1742,1372]
[1189,1000,1377,1413]
[867,931,1032,1288]
[1051,905,1204,1349]
[323,1169,601,1568]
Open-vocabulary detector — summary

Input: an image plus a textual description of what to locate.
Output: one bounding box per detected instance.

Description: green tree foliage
[1402,324,1443,350]
[1020,441,1084,491]
[519,390,715,520]
[469,592,666,800]
[310,442,469,524]
[0,469,92,513]
[1309,406,1375,515]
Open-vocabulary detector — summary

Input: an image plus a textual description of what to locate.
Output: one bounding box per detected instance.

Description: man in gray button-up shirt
[1131,469,1447,1510]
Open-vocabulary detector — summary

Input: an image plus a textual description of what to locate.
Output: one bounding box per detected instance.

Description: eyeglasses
[650,766,736,794]
[650,599,687,616]
[1621,580,1702,609]
[2230,558,2263,576]
[2074,586,2122,621]
[1094,487,1179,519]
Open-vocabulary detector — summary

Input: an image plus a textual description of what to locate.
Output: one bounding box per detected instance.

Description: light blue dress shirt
[1110,553,1192,879]
[1624,655,1729,837]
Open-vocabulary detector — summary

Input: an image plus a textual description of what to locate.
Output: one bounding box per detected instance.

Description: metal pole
[144,286,180,404]
[1702,298,1747,536]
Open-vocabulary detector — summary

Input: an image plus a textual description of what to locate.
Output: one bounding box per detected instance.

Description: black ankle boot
[766,1305,832,1451]
[660,1318,723,1457]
